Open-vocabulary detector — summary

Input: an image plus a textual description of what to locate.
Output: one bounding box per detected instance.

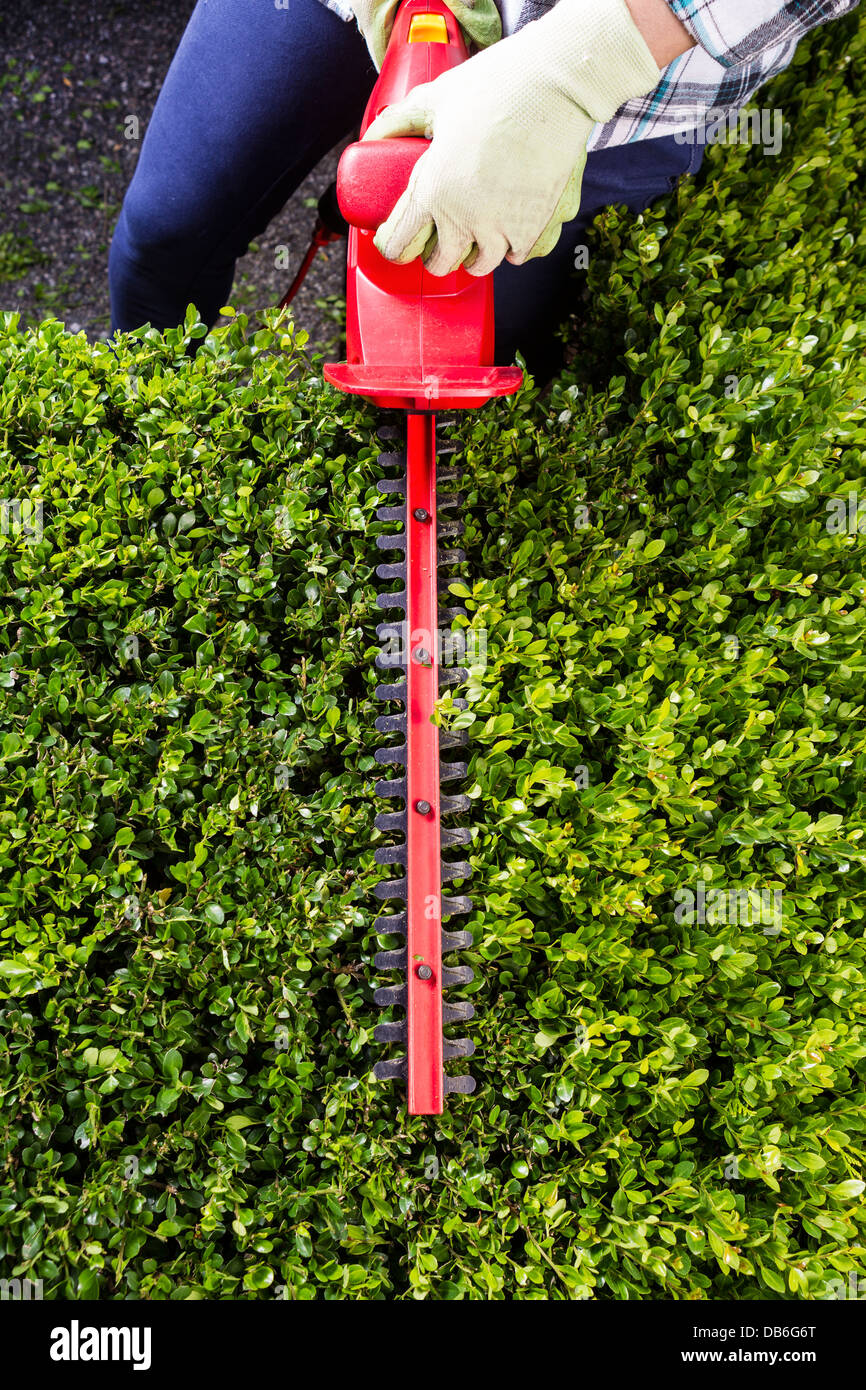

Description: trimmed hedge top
[1,15,865,1300]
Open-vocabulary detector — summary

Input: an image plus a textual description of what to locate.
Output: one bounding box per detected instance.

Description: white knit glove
[363,0,661,276]
[349,0,501,69]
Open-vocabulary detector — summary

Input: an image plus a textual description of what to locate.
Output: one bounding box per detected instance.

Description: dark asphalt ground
[0,0,349,350]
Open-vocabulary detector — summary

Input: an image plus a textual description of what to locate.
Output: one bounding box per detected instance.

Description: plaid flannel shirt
[323,0,859,148]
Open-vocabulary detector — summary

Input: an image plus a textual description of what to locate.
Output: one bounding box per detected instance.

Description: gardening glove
[349,0,501,70]
[363,0,661,276]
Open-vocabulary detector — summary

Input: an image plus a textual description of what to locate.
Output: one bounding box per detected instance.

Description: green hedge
[1,14,865,1301]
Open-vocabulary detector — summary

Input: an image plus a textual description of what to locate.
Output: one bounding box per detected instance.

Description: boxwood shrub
[1,14,865,1301]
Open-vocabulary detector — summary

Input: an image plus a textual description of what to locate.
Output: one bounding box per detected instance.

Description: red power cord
[277,219,345,310]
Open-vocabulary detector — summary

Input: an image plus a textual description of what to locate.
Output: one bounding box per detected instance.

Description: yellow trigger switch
[408,13,449,42]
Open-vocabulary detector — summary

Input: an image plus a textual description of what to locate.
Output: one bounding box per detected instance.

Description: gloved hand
[349,0,501,70]
[363,0,661,276]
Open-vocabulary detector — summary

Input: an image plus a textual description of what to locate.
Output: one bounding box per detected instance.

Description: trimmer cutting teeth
[325,0,522,1113]
[370,422,476,1105]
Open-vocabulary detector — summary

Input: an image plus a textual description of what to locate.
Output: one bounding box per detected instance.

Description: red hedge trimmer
[323,0,522,1114]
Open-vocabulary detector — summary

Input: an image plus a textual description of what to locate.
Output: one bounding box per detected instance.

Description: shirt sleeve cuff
[668,0,857,69]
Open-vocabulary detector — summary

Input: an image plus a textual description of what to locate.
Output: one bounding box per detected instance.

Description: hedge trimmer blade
[323,0,522,1113]
[371,415,475,1113]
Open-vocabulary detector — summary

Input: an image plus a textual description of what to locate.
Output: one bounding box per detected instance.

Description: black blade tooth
[440,792,470,815]
[376,532,407,552]
[440,644,465,670]
[376,504,405,524]
[374,1020,407,1044]
[441,826,471,848]
[439,519,464,540]
[442,928,473,951]
[442,619,468,641]
[375,650,406,671]
[445,1074,476,1095]
[376,777,406,800]
[443,1038,475,1061]
[441,860,472,883]
[376,478,405,494]
[376,561,406,582]
[437,548,465,567]
[375,713,406,735]
[374,844,406,867]
[439,667,468,689]
[443,1001,475,1023]
[374,682,406,704]
[437,493,464,511]
[375,809,407,834]
[377,446,405,462]
[442,964,473,988]
[439,606,467,625]
[376,619,404,640]
[439,967,475,989]
[439,760,468,782]
[373,876,407,901]
[376,422,402,441]
[374,983,407,1008]
[373,1057,407,1081]
[436,468,461,486]
[375,910,407,936]
[375,591,406,611]
[439,731,468,752]
[443,894,472,917]
[374,743,406,767]
[374,947,407,970]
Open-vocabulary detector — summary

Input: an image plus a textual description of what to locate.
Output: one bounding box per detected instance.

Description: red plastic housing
[323,0,522,410]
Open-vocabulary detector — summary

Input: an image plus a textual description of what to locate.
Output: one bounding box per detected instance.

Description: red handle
[326,0,523,412]
[337,138,427,230]
[336,1,466,232]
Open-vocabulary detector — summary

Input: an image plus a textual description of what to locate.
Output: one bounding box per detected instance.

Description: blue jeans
[109,0,703,362]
